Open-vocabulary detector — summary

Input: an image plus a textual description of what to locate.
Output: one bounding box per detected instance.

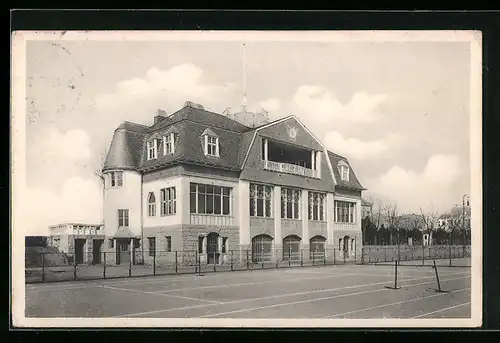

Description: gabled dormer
[163,126,180,155]
[147,133,163,160]
[337,160,350,182]
[201,127,220,158]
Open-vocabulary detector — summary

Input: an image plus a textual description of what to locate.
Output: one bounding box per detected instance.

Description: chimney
[184,101,204,110]
[154,109,168,124]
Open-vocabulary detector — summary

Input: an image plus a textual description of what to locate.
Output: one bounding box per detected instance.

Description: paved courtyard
[25,258,471,319]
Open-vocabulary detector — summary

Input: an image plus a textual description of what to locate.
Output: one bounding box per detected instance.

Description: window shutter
[216,137,219,156]
[163,136,167,155]
[170,133,175,154]
[204,135,208,155]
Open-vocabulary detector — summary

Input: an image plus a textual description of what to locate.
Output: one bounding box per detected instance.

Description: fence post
[343,249,346,264]
[288,249,291,267]
[175,251,178,275]
[74,253,77,281]
[384,247,387,262]
[198,254,201,276]
[129,250,132,277]
[41,252,45,283]
[213,251,216,272]
[333,248,336,265]
[103,252,106,279]
[276,248,279,269]
[195,250,198,274]
[301,249,303,267]
[231,250,234,271]
[153,251,156,275]
[246,250,249,270]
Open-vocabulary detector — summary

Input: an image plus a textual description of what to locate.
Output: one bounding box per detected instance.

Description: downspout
[140,173,144,264]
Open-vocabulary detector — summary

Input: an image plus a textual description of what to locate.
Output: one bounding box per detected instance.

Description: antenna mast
[242,43,248,108]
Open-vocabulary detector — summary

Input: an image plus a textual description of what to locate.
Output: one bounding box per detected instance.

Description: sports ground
[25,257,471,319]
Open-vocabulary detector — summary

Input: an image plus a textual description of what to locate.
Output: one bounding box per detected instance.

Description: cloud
[365,154,461,213]
[292,85,389,124]
[25,177,103,236]
[35,128,92,162]
[324,131,400,160]
[95,64,237,124]
[259,97,281,112]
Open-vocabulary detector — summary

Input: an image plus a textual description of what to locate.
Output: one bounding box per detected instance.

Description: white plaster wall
[103,170,142,237]
[142,175,183,227]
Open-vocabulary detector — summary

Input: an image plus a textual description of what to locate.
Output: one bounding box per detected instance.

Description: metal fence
[25,244,471,284]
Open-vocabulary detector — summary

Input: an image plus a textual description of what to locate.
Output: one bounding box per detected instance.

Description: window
[110,171,123,187]
[147,140,158,160]
[207,136,219,156]
[308,192,326,221]
[109,239,114,249]
[165,236,172,252]
[160,187,176,216]
[338,162,350,181]
[334,201,356,223]
[148,237,156,256]
[148,192,156,217]
[118,209,129,227]
[163,133,178,155]
[250,184,273,217]
[190,183,231,215]
[281,188,301,219]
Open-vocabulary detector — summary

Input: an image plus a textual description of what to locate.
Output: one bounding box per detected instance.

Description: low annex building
[102,101,366,265]
[48,223,104,265]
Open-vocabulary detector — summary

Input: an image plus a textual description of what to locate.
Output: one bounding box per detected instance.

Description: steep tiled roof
[103,102,366,193]
[327,151,365,191]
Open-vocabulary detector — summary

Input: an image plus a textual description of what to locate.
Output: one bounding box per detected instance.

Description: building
[48,223,105,265]
[102,101,366,266]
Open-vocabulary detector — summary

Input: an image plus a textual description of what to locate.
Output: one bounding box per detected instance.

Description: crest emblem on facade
[288,127,297,139]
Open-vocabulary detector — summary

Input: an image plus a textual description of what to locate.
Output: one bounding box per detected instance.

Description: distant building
[361,198,372,219]
[48,223,104,265]
[102,101,367,266]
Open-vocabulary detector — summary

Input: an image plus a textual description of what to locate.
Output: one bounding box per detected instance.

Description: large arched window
[252,234,273,263]
[148,192,156,217]
[310,235,326,260]
[283,235,301,261]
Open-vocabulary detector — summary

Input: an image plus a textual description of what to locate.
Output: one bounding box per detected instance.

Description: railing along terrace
[262,160,319,179]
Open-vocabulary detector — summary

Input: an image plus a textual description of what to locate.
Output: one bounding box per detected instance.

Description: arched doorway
[207,232,220,265]
[310,235,326,260]
[252,234,273,263]
[343,235,350,259]
[283,235,301,261]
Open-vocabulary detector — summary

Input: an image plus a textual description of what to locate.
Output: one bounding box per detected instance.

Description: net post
[175,251,178,275]
[433,260,447,292]
[394,260,399,289]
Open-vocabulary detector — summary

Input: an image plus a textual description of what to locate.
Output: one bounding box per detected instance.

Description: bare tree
[367,196,384,245]
[383,202,404,246]
[420,206,439,245]
[94,149,107,186]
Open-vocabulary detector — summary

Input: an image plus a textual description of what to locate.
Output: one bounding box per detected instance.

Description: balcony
[262,160,320,179]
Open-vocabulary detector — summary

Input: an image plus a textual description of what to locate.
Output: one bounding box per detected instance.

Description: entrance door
[92,239,103,264]
[116,239,131,265]
[206,232,220,265]
[75,239,85,265]
[252,235,273,262]
[283,235,301,261]
[343,235,350,259]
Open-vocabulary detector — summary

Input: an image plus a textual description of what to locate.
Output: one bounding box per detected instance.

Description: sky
[24,37,472,235]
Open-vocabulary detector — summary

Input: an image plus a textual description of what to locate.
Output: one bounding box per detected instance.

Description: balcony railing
[262,160,320,179]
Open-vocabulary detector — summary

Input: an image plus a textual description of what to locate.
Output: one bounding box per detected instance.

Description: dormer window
[163,132,179,155]
[147,140,157,160]
[201,128,219,157]
[338,161,350,181]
